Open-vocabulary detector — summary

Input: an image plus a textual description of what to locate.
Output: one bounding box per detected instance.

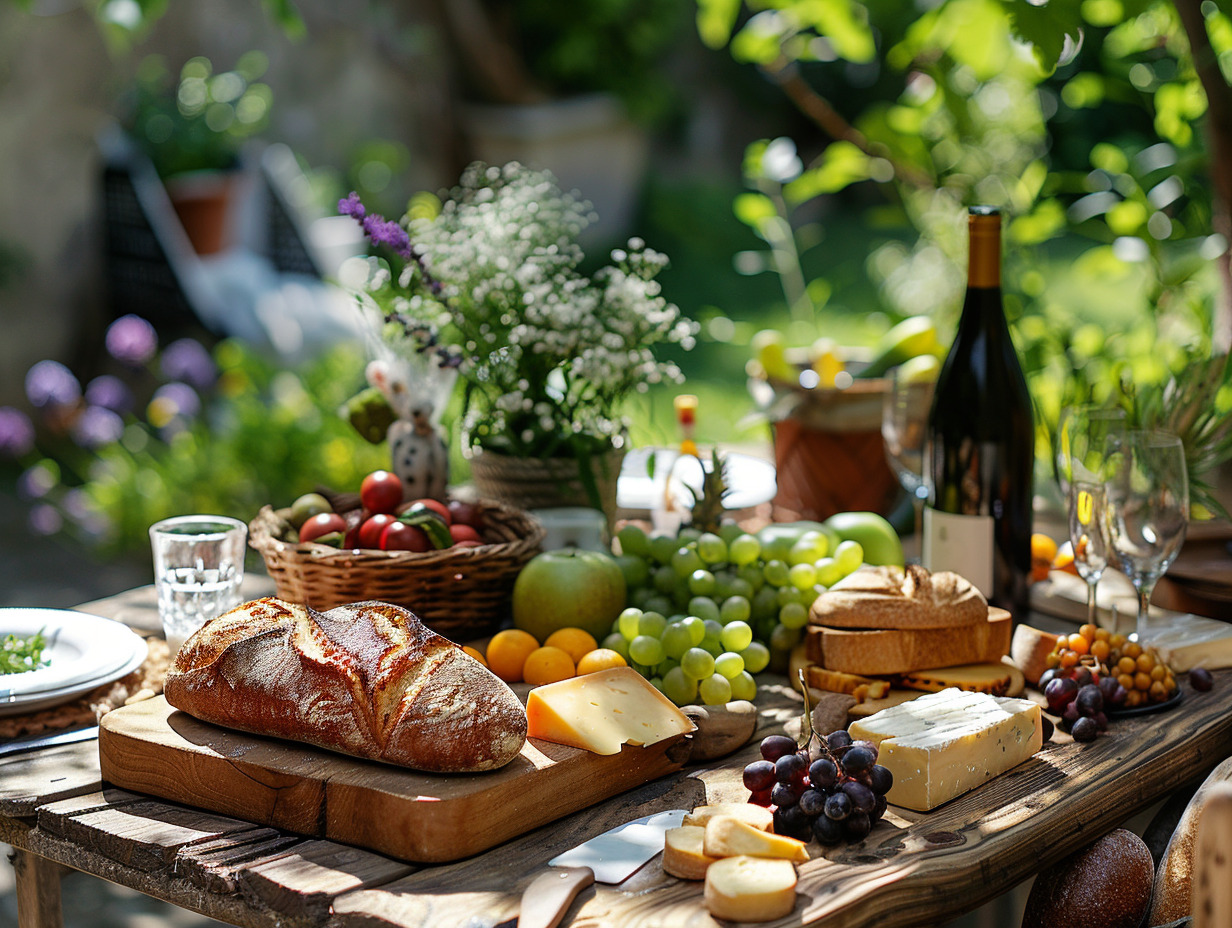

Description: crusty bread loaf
[805,607,1011,675]
[164,598,527,773]
[1148,756,1232,925]
[809,564,987,630]
[1021,828,1153,928]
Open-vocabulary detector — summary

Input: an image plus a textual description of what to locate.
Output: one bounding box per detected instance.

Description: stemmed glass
[881,366,935,545]
[1103,430,1189,643]
[1056,405,1126,627]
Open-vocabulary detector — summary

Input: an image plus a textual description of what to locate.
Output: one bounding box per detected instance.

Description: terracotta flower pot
[163,170,236,255]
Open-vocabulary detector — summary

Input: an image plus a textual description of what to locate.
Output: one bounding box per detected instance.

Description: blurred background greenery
[1,0,1230,555]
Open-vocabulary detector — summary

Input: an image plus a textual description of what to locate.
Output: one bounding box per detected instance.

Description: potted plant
[123,53,273,254]
[338,161,697,524]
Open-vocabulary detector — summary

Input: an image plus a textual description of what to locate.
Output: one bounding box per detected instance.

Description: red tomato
[360,470,404,514]
[380,520,432,552]
[299,512,348,543]
[358,513,398,550]
[449,523,483,545]
[397,498,450,524]
[447,499,484,529]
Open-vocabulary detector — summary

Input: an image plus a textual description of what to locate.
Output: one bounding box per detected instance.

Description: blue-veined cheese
[848,687,1042,811]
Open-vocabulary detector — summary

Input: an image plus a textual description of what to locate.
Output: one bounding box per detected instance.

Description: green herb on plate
[1,628,49,674]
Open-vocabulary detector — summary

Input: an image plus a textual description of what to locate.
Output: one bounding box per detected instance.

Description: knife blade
[0,725,99,758]
[518,809,686,928]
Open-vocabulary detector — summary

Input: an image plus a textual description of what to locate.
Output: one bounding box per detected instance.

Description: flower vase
[388,418,450,503]
[467,446,626,528]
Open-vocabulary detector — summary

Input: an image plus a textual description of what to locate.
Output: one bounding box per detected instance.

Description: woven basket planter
[249,498,544,643]
[467,447,625,528]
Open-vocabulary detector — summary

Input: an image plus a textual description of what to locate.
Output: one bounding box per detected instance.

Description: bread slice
[809,564,987,630]
[804,666,891,703]
[806,607,1011,675]
[1009,624,1060,685]
[896,661,1025,697]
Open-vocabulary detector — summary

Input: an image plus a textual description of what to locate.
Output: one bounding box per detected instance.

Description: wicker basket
[467,447,625,529]
[249,498,544,642]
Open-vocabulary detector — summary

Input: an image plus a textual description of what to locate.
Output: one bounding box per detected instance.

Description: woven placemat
[0,636,172,741]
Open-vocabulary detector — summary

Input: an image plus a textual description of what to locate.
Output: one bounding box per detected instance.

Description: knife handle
[518,866,595,928]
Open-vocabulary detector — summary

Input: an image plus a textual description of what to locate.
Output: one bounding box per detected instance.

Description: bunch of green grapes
[611,523,866,689]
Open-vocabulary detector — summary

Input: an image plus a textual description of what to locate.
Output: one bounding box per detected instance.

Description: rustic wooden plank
[36,788,146,836]
[236,839,414,921]
[12,848,65,928]
[0,741,104,817]
[51,799,256,872]
[175,829,303,894]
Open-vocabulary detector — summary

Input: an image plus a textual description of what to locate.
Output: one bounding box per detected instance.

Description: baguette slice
[804,666,891,703]
[164,598,527,773]
[806,608,1011,675]
[682,803,773,831]
[663,826,718,880]
[704,856,798,922]
[1009,624,1060,686]
[810,564,987,630]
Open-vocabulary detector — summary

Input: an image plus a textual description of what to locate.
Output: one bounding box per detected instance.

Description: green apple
[823,511,904,567]
[756,521,841,562]
[512,548,628,642]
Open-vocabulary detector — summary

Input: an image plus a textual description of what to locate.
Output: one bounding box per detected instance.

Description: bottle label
[922,508,995,598]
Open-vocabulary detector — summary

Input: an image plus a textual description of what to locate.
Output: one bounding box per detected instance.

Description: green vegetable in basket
[1,628,49,675]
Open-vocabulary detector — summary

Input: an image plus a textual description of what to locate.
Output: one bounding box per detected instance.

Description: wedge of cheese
[1147,613,1232,672]
[525,666,696,755]
[805,665,891,703]
[663,826,719,880]
[704,856,798,922]
[849,687,1043,811]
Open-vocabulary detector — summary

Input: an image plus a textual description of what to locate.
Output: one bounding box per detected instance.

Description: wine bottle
[922,206,1034,618]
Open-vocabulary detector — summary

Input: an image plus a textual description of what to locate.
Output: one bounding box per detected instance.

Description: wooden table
[3,584,1232,928]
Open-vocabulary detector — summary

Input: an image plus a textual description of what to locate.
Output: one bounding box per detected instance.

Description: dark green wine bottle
[923,206,1034,618]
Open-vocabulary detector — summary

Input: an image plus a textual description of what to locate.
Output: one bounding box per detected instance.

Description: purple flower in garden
[150,382,201,424]
[160,338,217,390]
[84,375,134,414]
[25,360,81,408]
[105,314,158,365]
[18,464,57,499]
[0,406,35,457]
[339,191,412,259]
[29,503,62,536]
[71,405,124,449]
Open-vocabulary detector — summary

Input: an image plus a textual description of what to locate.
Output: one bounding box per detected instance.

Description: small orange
[462,645,488,667]
[1031,533,1058,582]
[522,646,576,686]
[1051,540,1079,576]
[486,629,540,682]
[576,648,628,675]
[543,628,600,665]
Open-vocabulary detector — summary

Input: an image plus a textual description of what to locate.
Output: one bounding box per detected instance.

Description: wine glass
[1103,430,1189,643]
[882,366,935,542]
[1067,481,1111,627]
[1056,404,1128,495]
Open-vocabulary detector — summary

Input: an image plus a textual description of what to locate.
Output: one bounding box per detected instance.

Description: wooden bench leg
[11,848,64,928]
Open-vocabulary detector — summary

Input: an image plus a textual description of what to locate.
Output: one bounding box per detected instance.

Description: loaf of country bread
[1021,828,1154,928]
[805,607,1011,675]
[164,597,527,773]
[809,564,987,630]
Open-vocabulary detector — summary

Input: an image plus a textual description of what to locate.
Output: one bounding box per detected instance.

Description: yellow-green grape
[652,565,677,594]
[696,532,728,565]
[737,564,766,592]
[726,576,755,601]
[689,569,717,596]
[657,657,680,676]
[789,531,829,565]
[719,595,751,625]
[779,601,809,629]
[618,607,644,641]
[769,623,802,652]
[720,619,753,652]
[714,651,745,679]
[649,676,665,694]
[699,673,733,705]
[688,596,721,625]
[671,544,702,577]
[834,539,864,576]
[617,524,649,557]
[638,611,668,638]
[602,632,631,660]
[728,533,761,566]
[751,586,779,620]
[740,640,770,674]
[661,622,694,659]
[789,562,817,590]
[763,559,790,587]
[814,556,843,587]
[777,587,803,609]
[679,615,706,646]
[681,647,716,680]
[616,554,650,589]
[643,594,674,618]
[730,670,757,701]
[718,522,745,544]
[648,534,680,565]
[662,666,698,705]
[677,527,702,546]
[629,634,666,666]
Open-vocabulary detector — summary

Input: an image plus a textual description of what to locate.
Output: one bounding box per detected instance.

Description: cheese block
[897,662,1025,697]
[682,803,773,831]
[704,856,798,922]
[848,687,1043,811]
[805,666,891,703]
[1146,613,1232,672]
[525,667,696,755]
[806,608,1012,675]
[1009,624,1060,685]
[848,688,924,719]
[702,816,809,863]
[663,826,718,880]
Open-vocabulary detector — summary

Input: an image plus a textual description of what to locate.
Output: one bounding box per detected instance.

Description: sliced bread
[806,607,1011,675]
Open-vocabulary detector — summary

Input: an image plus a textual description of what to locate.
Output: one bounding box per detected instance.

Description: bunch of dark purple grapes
[742,731,893,845]
[1041,665,1118,743]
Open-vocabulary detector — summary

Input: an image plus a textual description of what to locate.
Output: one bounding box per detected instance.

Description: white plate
[618,448,777,513]
[0,640,148,716]
[0,609,148,712]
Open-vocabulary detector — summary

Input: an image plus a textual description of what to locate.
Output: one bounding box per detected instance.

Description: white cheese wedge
[1146,614,1232,672]
[704,856,798,922]
[525,666,696,755]
[849,687,1042,811]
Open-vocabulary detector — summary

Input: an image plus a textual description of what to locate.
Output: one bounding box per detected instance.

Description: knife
[518,809,687,928]
[0,725,99,758]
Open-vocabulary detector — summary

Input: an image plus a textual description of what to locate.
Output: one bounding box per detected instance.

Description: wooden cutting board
[98,696,691,864]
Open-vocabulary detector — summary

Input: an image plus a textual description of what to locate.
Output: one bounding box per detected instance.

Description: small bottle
[923,207,1034,617]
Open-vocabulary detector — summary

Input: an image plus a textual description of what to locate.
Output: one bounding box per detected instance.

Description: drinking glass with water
[149,515,247,653]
